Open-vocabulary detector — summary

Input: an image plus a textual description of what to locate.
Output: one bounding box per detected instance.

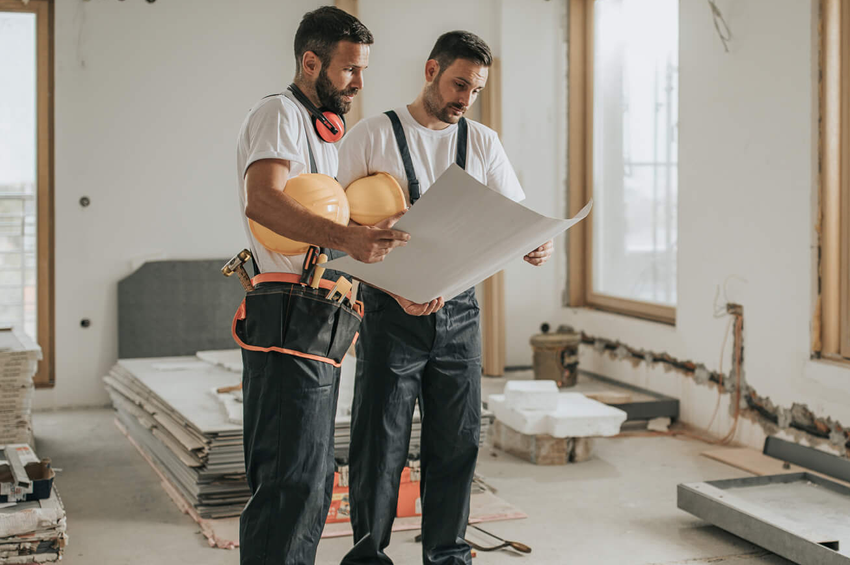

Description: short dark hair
[428,30,492,73]
[294,6,374,75]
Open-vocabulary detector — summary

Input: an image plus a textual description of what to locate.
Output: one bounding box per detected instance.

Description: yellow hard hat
[345,172,407,226]
[249,173,350,255]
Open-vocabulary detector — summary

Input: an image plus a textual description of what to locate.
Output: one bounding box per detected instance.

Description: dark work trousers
[342,286,482,565]
[239,261,351,565]
[240,327,342,564]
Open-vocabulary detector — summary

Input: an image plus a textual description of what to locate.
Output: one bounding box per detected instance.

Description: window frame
[819,0,850,362]
[0,0,55,387]
[567,0,677,325]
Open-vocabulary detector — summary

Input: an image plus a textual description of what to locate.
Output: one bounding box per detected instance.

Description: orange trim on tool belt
[252,272,355,301]
[251,272,364,315]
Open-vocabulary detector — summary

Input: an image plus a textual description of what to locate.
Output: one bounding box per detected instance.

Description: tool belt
[231,273,364,368]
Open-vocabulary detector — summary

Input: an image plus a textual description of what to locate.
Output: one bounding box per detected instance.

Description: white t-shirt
[336,106,525,204]
[235,90,339,274]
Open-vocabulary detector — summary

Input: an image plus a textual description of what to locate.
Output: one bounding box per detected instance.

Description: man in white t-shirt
[234,8,411,565]
[338,31,553,565]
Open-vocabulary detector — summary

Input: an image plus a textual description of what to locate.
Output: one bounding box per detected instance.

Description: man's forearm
[246,188,351,252]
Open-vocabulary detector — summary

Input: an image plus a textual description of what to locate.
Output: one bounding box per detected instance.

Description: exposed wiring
[617,306,744,446]
[713,274,747,318]
[718,310,744,445]
[704,315,734,433]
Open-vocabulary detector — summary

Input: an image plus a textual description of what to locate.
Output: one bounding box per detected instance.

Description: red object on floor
[326,472,351,524]
[396,466,421,518]
[327,466,422,523]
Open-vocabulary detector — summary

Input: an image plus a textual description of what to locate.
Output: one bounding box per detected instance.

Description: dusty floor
[32,402,792,565]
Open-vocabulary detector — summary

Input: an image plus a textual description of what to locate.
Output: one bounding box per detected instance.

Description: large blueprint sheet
[326,165,592,302]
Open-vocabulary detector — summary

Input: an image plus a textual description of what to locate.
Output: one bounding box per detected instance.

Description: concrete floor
[31,406,794,565]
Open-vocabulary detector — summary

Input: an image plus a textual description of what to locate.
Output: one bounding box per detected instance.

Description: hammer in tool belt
[222,249,255,292]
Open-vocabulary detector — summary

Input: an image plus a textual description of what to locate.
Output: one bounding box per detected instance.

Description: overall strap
[384,110,421,204]
[306,138,318,174]
[456,117,468,169]
[384,111,469,205]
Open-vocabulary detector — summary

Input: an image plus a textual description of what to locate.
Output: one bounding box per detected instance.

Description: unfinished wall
[554,0,850,452]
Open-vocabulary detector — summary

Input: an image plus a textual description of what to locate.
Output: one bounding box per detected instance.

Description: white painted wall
[555,0,850,446]
[356,0,498,119]
[499,0,569,366]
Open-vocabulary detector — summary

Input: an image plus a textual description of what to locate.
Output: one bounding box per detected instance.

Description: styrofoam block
[489,392,627,438]
[546,393,627,438]
[487,394,549,436]
[503,380,559,411]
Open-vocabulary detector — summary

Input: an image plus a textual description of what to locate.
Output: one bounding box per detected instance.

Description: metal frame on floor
[763,436,850,484]
[679,437,850,565]
[678,472,850,565]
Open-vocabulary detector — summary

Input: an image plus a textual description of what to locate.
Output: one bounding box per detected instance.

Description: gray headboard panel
[117,259,245,359]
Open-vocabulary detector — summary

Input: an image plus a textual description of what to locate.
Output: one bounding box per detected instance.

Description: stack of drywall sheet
[198,350,494,462]
[0,328,41,446]
[106,354,495,518]
[104,358,247,519]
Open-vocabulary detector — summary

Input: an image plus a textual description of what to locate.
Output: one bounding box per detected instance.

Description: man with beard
[337,31,554,565]
[235,7,411,565]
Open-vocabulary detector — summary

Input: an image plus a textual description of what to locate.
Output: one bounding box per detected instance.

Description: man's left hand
[523,240,554,266]
[393,294,445,316]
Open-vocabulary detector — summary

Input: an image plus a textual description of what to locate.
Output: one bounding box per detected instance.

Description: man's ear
[425,59,440,83]
[302,51,322,79]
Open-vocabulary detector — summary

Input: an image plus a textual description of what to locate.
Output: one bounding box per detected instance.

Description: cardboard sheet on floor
[326,165,592,303]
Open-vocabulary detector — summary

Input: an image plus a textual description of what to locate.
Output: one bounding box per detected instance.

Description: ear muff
[314,111,345,143]
[288,84,346,143]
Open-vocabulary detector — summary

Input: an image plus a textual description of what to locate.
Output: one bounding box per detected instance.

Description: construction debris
[0,444,67,563]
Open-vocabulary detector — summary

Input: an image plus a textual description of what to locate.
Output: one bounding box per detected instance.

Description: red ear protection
[315,111,345,143]
[288,84,346,143]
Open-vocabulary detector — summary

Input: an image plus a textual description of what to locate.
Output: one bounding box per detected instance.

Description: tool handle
[509,541,532,554]
[236,266,254,292]
[301,245,320,284]
[311,254,328,289]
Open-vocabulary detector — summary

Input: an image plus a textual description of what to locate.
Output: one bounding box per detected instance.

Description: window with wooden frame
[0,0,54,386]
[818,0,850,362]
[568,0,678,324]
